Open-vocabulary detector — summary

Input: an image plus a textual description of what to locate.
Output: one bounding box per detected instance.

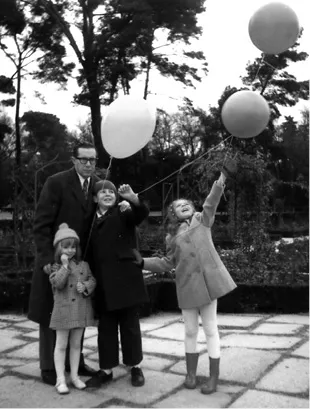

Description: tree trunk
[143,55,152,100]
[85,67,109,167]
[15,55,22,167]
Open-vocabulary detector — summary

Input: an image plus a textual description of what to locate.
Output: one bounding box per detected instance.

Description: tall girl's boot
[184,353,199,389]
[201,357,220,394]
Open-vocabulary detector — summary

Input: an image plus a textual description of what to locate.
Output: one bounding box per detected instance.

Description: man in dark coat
[28,142,100,385]
[86,180,149,388]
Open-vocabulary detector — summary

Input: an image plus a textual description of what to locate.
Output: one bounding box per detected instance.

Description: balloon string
[83,155,114,260]
[138,135,233,195]
[253,54,265,83]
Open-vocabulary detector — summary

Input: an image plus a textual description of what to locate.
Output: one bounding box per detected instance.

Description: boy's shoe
[41,370,57,386]
[56,381,70,394]
[131,367,145,387]
[85,370,113,388]
[71,377,86,390]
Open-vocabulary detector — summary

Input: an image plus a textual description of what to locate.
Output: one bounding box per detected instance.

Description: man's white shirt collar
[76,172,90,188]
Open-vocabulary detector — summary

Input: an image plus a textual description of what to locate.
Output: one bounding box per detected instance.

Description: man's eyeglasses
[76,157,97,165]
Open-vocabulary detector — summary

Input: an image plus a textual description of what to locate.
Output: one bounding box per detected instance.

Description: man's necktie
[82,179,88,200]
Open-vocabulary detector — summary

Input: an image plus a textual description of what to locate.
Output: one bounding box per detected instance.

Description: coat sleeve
[200,180,225,228]
[122,198,149,227]
[49,264,70,290]
[143,234,175,272]
[81,262,96,296]
[34,176,62,268]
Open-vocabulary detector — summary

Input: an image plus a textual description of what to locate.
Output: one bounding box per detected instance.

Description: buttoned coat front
[88,200,149,312]
[49,260,97,330]
[144,181,237,309]
[28,167,99,327]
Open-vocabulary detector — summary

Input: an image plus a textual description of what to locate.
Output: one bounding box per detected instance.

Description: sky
[1,0,309,131]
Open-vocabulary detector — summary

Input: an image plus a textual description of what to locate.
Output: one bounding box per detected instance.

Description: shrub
[218,237,309,285]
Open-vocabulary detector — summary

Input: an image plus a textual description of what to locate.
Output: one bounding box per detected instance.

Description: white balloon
[221,91,270,138]
[248,2,300,55]
[101,95,156,159]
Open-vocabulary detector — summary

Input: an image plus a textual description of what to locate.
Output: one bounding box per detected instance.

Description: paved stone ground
[0,312,309,408]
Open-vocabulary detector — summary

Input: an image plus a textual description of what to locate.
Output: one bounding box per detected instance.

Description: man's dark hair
[72,142,96,158]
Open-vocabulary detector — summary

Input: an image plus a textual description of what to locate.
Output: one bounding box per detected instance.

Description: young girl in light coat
[49,223,96,394]
[142,159,237,395]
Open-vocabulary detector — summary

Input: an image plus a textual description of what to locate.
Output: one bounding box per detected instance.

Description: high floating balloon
[101,95,156,159]
[221,91,270,138]
[248,2,300,54]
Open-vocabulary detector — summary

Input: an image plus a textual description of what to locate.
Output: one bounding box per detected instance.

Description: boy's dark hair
[72,142,96,158]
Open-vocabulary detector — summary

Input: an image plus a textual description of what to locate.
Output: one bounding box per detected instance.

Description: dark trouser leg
[39,325,56,371]
[119,306,143,367]
[98,310,119,369]
[65,329,86,369]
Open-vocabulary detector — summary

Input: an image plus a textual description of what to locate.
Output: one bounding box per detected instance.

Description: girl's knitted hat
[53,223,80,247]
[93,180,118,198]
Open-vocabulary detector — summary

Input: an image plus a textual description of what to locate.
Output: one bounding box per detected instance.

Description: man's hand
[118,184,139,204]
[76,282,86,293]
[118,200,131,212]
[43,264,52,275]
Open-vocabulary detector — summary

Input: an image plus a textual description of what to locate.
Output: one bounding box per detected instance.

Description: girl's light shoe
[71,377,86,390]
[55,381,70,394]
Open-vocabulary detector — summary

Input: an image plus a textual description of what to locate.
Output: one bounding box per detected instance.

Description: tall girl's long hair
[166,198,195,237]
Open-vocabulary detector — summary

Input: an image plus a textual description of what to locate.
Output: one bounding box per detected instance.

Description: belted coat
[88,199,149,313]
[143,180,237,309]
[28,167,99,327]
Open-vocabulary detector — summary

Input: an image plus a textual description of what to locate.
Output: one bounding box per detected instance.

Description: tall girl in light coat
[49,223,96,394]
[142,159,237,395]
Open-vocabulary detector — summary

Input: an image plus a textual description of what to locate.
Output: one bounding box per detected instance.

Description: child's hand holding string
[118,184,139,205]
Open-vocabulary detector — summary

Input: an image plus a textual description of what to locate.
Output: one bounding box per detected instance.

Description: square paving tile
[265,315,309,326]
[142,354,176,371]
[82,336,98,349]
[13,320,40,330]
[257,357,309,394]
[140,312,181,326]
[20,330,39,339]
[84,327,98,338]
[0,357,29,367]
[170,348,280,384]
[142,337,206,357]
[90,369,184,406]
[147,322,206,343]
[6,342,39,360]
[153,387,232,408]
[0,314,27,322]
[0,376,110,408]
[230,389,309,408]
[141,322,171,332]
[291,341,309,358]
[252,323,302,334]
[217,314,262,327]
[0,330,28,353]
[221,334,300,349]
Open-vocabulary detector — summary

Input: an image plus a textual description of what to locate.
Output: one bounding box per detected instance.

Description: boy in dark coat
[86,180,149,388]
